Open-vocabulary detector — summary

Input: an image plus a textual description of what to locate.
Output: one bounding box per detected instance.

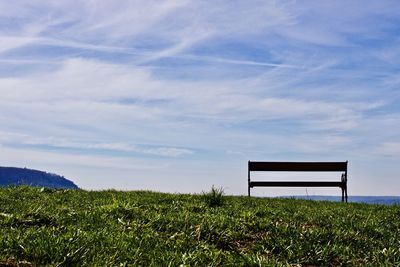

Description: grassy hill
[0,187,399,266]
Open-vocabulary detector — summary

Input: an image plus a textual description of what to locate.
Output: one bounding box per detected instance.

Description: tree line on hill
[0,166,78,189]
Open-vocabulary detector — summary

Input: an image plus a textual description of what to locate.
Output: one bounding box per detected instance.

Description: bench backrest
[248,161,347,172]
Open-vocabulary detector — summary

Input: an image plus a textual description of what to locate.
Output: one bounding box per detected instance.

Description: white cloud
[0,146,161,171]
[0,57,379,134]
[0,130,193,158]
[0,1,295,60]
[0,36,38,54]
[376,142,400,158]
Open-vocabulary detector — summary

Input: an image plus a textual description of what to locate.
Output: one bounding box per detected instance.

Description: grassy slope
[0,187,399,266]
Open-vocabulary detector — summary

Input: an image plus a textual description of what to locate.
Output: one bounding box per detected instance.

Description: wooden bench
[248,161,348,202]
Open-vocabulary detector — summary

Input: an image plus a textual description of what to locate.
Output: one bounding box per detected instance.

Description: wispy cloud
[3,134,193,158]
[375,142,400,158]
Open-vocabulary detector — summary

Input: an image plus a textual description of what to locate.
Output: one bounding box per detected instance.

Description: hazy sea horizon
[278,195,400,205]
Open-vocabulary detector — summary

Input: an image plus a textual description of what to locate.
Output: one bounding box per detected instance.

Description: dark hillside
[0,167,78,189]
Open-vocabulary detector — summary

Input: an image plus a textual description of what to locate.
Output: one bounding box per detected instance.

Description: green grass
[0,186,399,266]
[202,186,225,208]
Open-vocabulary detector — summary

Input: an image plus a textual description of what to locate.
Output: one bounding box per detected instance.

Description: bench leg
[248,165,251,197]
[345,187,348,203]
[341,188,344,202]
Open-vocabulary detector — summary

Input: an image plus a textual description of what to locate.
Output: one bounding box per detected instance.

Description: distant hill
[0,167,78,189]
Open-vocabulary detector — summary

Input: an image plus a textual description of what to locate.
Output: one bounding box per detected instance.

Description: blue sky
[1,1,400,196]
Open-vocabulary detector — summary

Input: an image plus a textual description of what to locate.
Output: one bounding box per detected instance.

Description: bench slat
[249,161,347,172]
[250,181,344,188]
